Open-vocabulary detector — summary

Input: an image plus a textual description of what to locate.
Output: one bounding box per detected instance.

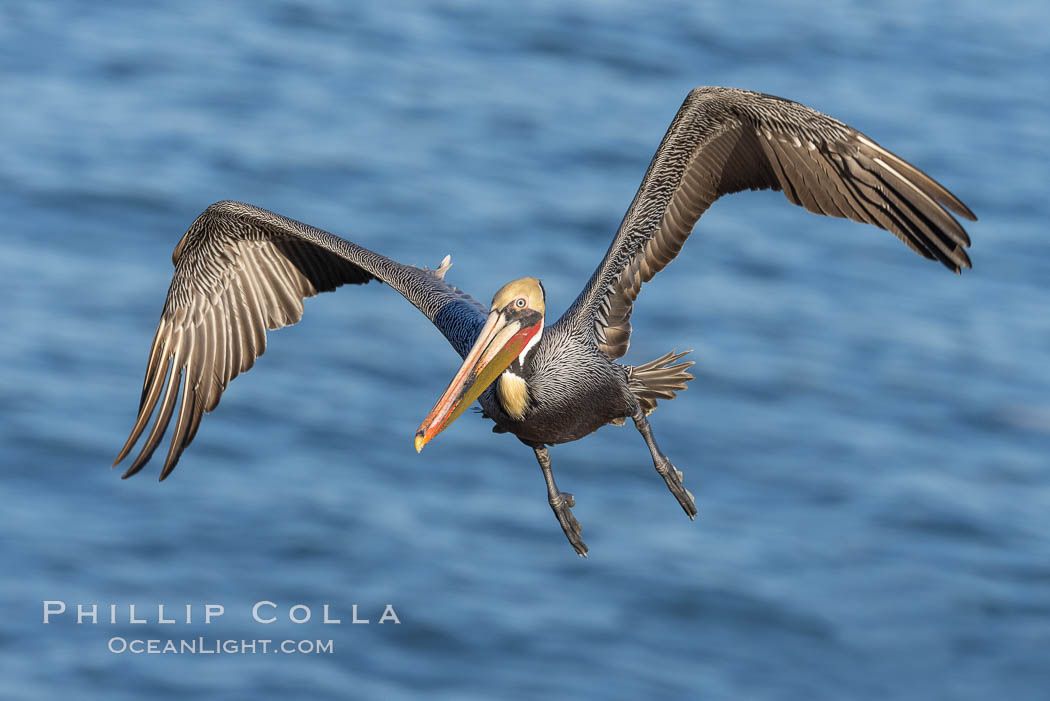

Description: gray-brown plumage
[564,86,974,360]
[115,86,976,556]
[114,202,487,479]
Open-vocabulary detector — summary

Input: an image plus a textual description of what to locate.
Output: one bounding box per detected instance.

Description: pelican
[115,87,976,555]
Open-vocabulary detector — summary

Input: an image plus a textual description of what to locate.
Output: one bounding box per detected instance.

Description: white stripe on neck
[517,324,542,365]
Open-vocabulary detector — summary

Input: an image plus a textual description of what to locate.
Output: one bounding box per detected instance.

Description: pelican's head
[415,277,545,452]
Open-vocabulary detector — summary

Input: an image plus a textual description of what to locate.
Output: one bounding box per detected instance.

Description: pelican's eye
[514,298,527,309]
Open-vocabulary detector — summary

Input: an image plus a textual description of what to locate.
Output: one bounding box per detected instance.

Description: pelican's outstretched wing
[114,201,486,479]
[561,86,976,359]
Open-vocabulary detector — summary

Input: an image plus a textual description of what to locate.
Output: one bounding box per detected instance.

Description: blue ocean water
[1,1,1048,698]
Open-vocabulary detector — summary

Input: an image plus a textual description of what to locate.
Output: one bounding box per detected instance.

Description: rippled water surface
[2,1,1048,699]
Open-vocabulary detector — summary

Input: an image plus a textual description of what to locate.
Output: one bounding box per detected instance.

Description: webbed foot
[656,458,696,519]
[549,491,587,557]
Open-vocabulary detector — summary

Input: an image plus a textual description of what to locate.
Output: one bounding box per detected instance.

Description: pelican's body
[115,87,977,556]
[483,328,635,444]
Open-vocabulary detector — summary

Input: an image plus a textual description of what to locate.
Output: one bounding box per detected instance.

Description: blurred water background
[1,1,1048,699]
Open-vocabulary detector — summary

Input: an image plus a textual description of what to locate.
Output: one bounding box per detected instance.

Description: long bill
[415,309,541,452]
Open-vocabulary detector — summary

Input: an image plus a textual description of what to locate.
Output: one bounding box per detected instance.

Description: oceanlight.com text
[107,637,334,655]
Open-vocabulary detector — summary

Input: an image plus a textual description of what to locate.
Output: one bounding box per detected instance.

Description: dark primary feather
[114,201,486,480]
[561,86,977,360]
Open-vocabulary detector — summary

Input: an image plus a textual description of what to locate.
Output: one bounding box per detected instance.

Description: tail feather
[628,349,695,415]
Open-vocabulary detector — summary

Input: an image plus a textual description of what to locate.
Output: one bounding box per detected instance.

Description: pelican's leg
[532,445,588,557]
[632,408,697,519]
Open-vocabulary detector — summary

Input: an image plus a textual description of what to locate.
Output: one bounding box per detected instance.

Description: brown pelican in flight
[115,87,976,556]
